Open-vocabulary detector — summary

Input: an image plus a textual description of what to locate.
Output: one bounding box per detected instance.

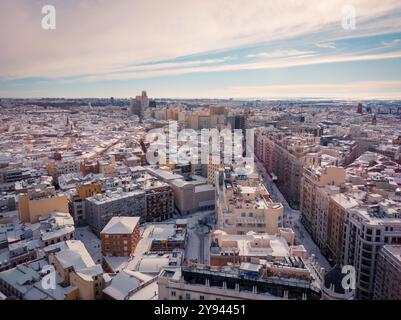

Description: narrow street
[255,159,331,270]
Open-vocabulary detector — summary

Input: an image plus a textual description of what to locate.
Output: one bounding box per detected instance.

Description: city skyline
[1,0,401,99]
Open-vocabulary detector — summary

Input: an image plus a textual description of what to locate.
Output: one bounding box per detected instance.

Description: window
[171,291,176,297]
[185,293,191,300]
[200,295,205,300]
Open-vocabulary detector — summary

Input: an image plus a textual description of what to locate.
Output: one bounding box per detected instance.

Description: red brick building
[100,216,140,257]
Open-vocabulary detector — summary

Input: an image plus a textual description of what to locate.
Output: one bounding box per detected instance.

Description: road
[195,225,210,264]
[255,159,331,270]
[168,210,213,264]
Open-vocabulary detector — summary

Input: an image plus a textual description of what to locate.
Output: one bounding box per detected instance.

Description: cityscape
[1,0,401,304]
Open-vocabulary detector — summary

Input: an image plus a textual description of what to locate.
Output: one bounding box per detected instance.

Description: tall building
[373,245,401,300]
[130,90,149,120]
[357,103,363,114]
[342,200,401,299]
[300,166,346,244]
[326,193,358,264]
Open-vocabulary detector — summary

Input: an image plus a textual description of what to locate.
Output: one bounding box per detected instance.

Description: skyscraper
[357,103,363,114]
[130,90,149,120]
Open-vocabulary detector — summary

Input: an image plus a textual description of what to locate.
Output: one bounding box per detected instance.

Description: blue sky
[1,0,401,99]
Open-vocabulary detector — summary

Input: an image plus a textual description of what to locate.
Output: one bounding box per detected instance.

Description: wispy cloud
[382,39,401,47]
[1,0,401,80]
[1,0,401,99]
[315,42,336,49]
[75,50,401,82]
[246,49,315,59]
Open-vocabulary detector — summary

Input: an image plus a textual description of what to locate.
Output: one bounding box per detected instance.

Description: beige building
[300,166,346,245]
[207,152,223,186]
[52,240,105,300]
[18,188,69,223]
[327,194,358,264]
[47,159,81,181]
[216,169,283,235]
[169,178,215,215]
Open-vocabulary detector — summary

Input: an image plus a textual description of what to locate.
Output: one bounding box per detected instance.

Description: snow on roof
[150,224,176,240]
[103,270,152,300]
[103,256,129,273]
[100,216,140,234]
[75,264,103,281]
[55,240,95,270]
[128,279,158,300]
[331,193,359,209]
[136,256,170,274]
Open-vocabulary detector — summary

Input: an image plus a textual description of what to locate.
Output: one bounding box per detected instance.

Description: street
[255,159,331,270]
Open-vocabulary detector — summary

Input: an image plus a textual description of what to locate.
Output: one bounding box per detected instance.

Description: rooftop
[101,216,140,235]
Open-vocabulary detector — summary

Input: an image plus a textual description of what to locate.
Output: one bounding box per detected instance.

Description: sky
[1,0,401,99]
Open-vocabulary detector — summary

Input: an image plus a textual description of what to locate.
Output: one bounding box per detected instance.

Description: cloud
[246,50,316,59]
[315,42,336,49]
[1,0,401,80]
[381,39,401,47]
[73,50,401,82]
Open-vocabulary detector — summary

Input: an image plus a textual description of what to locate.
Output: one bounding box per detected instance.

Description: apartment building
[40,212,75,247]
[300,166,346,244]
[254,129,320,208]
[47,159,81,182]
[373,245,401,300]
[52,240,105,300]
[216,169,283,235]
[18,188,69,223]
[141,178,174,222]
[342,200,401,299]
[69,183,102,226]
[327,193,359,265]
[315,185,341,252]
[85,188,146,235]
[100,216,141,257]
